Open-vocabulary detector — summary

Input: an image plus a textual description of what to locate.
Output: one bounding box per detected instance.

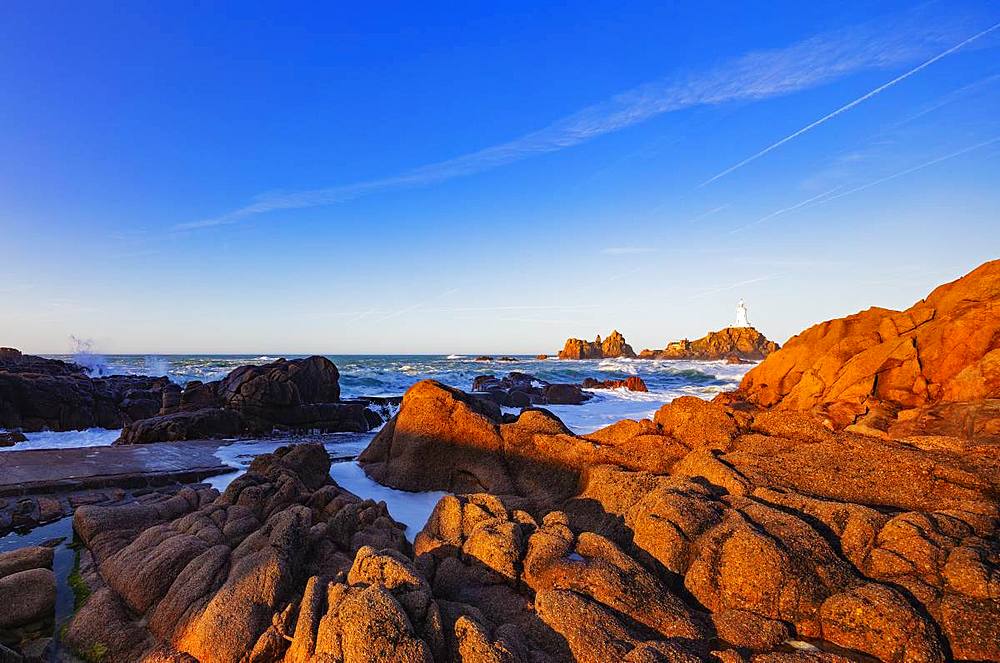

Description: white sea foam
[0,428,121,452]
[329,461,446,539]
[207,435,446,539]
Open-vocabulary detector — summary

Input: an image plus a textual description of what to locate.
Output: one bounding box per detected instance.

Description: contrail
[729,186,843,233]
[732,135,1000,231]
[701,20,1000,187]
[801,135,1000,206]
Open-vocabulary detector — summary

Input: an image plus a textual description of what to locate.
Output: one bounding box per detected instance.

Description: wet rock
[581,376,648,392]
[0,431,26,447]
[118,356,377,443]
[0,349,171,432]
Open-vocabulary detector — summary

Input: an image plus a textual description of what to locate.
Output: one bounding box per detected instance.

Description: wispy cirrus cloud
[178,8,983,231]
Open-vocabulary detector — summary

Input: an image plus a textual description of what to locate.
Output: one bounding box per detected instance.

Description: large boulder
[735,260,1000,433]
[0,546,56,632]
[360,380,693,506]
[639,326,779,361]
[0,349,170,432]
[117,356,378,443]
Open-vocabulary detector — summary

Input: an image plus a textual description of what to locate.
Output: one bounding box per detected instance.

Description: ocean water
[40,353,751,434]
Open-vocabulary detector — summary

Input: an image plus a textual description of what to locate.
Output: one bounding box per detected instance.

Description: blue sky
[2,1,998,354]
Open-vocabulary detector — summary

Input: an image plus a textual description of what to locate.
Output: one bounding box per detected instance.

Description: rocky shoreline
[0,260,998,662]
[557,327,780,362]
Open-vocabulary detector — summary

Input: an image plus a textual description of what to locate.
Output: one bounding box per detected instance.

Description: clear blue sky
[2,1,998,354]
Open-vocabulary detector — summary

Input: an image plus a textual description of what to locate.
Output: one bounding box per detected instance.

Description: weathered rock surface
[558,330,636,359]
[62,443,415,662]
[0,546,55,633]
[0,348,169,432]
[639,327,780,361]
[117,356,379,443]
[734,260,1000,434]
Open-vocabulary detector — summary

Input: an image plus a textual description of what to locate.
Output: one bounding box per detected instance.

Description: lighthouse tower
[735,299,751,328]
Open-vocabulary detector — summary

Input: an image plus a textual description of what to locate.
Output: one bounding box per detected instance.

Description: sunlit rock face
[638,326,780,361]
[735,259,1000,433]
[558,330,636,359]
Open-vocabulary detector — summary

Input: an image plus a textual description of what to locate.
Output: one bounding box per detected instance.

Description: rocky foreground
[2,261,999,662]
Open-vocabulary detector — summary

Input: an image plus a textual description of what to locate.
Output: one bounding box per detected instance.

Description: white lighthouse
[735,299,751,327]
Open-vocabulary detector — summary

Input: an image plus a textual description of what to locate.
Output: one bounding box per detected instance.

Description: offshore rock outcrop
[471,372,593,407]
[117,356,379,444]
[0,347,169,432]
[639,327,779,361]
[733,259,1000,434]
[558,330,636,359]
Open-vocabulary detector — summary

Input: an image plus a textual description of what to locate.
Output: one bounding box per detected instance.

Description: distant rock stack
[639,327,779,361]
[558,330,636,359]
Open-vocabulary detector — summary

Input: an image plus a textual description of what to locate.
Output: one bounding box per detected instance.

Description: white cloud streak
[730,186,843,234]
[178,10,975,230]
[701,20,1000,186]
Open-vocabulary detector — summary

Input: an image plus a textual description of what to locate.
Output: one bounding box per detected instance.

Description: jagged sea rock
[558,330,636,359]
[117,356,379,443]
[581,376,648,392]
[0,348,169,432]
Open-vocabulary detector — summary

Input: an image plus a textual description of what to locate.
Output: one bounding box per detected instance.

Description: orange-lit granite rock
[558,330,636,359]
[735,260,1000,433]
[639,326,780,361]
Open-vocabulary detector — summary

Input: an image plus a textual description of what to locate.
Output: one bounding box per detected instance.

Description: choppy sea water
[37,353,751,435]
